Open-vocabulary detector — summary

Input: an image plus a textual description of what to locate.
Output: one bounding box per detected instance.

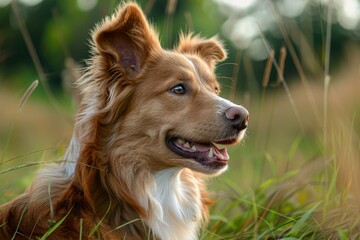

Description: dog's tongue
[190,142,229,161]
[212,146,229,161]
[174,138,229,161]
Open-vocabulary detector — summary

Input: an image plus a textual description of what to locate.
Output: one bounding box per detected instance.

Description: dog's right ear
[93,3,161,77]
[177,33,227,70]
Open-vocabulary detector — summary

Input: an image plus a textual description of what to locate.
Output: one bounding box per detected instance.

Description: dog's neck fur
[147,168,203,240]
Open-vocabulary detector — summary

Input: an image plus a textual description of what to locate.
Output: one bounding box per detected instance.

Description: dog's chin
[165,133,244,175]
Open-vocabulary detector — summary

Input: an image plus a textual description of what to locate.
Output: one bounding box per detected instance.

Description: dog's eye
[170,84,186,95]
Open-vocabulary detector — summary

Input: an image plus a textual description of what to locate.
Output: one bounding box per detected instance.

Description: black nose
[225,106,249,131]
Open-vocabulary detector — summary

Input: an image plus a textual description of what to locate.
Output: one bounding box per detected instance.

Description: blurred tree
[0,0,226,94]
[214,0,360,91]
[0,0,359,97]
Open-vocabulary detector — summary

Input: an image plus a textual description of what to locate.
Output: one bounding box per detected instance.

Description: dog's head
[80,3,248,176]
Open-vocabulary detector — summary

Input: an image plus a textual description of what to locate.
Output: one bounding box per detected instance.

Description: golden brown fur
[0,3,248,239]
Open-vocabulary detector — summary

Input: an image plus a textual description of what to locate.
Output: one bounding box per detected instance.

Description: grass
[1,0,360,239]
[2,63,359,239]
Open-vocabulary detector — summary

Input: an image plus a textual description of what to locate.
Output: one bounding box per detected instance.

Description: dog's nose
[225,106,249,131]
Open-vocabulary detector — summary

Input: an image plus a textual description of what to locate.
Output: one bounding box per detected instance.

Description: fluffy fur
[0,3,248,240]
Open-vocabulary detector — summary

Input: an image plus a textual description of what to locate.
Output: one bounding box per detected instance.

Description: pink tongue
[175,139,229,161]
[193,142,229,161]
[213,147,229,161]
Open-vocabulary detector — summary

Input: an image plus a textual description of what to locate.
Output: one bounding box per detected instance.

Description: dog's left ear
[177,34,227,69]
[93,3,161,77]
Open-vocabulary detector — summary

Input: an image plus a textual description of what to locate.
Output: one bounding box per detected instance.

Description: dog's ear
[93,3,161,76]
[177,34,227,69]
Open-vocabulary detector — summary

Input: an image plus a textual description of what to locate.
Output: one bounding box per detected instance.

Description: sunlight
[223,16,259,49]
[338,0,360,30]
[277,0,309,18]
[214,0,257,10]
[18,0,43,6]
[247,38,268,61]
[215,0,360,56]
[77,0,97,12]
[0,0,11,7]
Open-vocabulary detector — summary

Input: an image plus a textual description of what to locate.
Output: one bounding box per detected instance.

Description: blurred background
[1,0,360,94]
[0,0,360,237]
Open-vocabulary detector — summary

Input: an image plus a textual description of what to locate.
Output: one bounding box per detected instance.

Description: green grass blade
[210,215,237,230]
[257,219,293,239]
[288,202,321,235]
[11,202,28,240]
[104,218,141,237]
[338,229,349,240]
[79,218,83,240]
[39,206,73,240]
[89,201,112,237]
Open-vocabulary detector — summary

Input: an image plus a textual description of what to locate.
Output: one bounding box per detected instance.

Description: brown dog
[0,3,248,239]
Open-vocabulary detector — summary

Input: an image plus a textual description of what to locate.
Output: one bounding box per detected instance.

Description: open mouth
[166,136,238,169]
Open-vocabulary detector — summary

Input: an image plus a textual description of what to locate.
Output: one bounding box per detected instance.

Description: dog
[0,3,249,239]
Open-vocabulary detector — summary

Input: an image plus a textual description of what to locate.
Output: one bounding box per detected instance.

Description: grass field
[1,51,360,238]
[1,1,360,239]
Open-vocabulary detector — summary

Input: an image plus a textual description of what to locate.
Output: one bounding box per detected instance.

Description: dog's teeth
[184,142,191,148]
[191,145,197,151]
[208,148,214,158]
[177,138,185,144]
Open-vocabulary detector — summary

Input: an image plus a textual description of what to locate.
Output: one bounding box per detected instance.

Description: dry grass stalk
[165,0,177,46]
[62,58,82,106]
[243,57,258,96]
[262,49,274,88]
[276,47,287,85]
[11,0,64,117]
[258,24,304,132]
[18,80,38,111]
[166,0,177,15]
[144,0,156,14]
[184,12,194,32]
[267,0,320,124]
[323,0,334,156]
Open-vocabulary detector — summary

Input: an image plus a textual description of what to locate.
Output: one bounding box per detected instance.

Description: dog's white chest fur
[146,168,203,240]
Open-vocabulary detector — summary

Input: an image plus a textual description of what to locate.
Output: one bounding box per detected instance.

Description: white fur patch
[145,168,202,240]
